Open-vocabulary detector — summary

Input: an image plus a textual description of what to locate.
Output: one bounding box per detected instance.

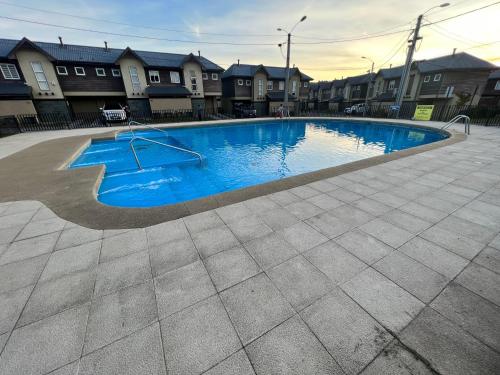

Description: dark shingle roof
[378,66,404,79]
[222,63,313,80]
[331,79,346,88]
[318,81,332,90]
[417,52,496,73]
[347,73,375,85]
[0,38,19,58]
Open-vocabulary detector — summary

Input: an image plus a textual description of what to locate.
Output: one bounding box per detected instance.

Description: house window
[95,68,106,77]
[202,72,208,80]
[170,71,180,83]
[434,74,441,81]
[149,70,160,83]
[112,69,121,77]
[74,67,86,76]
[267,81,273,91]
[279,81,284,90]
[245,80,251,86]
[237,79,243,86]
[258,79,264,97]
[495,80,500,91]
[303,81,308,88]
[0,63,20,79]
[190,70,197,91]
[30,62,49,90]
[292,80,297,95]
[129,66,141,91]
[211,73,218,80]
[388,80,395,90]
[423,75,430,82]
[55,66,67,76]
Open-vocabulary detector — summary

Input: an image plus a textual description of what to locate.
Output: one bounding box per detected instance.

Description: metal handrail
[127,120,170,137]
[441,115,470,135]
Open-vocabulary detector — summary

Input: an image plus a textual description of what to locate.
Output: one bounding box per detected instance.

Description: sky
[1,0,499,80]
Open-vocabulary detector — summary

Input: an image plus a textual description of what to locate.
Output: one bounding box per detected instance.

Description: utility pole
[362,57,375,116]
[284,32,291,117]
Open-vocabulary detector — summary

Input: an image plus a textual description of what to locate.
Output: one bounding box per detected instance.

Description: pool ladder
[126,120,203,170]
[441,115,470,135]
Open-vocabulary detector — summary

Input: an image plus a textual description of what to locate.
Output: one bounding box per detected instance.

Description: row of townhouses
[308,52,500,111]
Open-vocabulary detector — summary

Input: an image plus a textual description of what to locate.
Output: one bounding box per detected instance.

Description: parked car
[344,106,352,115]
[100,103,127,123]
[350,103,367,115]
[233,104,257,118]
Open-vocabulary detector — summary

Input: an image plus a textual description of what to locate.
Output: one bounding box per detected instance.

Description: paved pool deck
[0,118,499,374]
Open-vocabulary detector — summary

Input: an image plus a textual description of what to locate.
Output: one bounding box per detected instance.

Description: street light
[361,56,375,116]
[277,15,307,117]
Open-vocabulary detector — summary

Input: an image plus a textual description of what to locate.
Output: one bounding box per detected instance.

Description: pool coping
[0,117,465,229]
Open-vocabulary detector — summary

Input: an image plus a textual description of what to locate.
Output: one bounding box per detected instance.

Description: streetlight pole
[362,56,375,116]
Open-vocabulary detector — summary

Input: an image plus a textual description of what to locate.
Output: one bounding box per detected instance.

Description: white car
[100,103,127,123]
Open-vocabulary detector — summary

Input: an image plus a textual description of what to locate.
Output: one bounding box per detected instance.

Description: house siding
[57,63,125,93]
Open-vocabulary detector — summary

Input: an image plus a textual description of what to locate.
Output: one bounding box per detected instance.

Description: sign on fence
[413,105,434,121]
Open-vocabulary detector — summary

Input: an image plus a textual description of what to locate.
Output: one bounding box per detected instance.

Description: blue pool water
[70,119,447,207]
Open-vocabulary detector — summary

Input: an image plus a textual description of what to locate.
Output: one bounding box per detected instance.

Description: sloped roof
[318,81,332,90]
[417,52,496,73]
[488,70,500,79]
[331,79,346,88]
[347,73,375,85]
[222,63,313,80]
[378,66,404,79]
[0,38,19,59]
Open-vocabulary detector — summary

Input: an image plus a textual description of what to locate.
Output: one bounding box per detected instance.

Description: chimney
[197,50,201,57]
[452,48,456,56]
[104,41,108,51]
[58,36,63,47]
[237,59,240,66]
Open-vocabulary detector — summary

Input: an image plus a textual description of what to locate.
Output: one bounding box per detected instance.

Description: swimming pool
[70,119,448,208]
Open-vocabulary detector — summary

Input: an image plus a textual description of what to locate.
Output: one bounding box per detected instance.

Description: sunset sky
[1,0,499,81]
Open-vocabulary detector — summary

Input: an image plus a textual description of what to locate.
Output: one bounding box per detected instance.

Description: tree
[455,91,472,106]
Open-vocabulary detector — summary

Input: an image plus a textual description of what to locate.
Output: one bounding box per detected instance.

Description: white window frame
[211,73,218,80]
[495,80,500,91]
[237,79,243,86]
[189,70,197,91]
[74,67,86,76]
[292,80,297,94]
[267,80,273,91]
[388,80,395,90]
[245,80,251,86]
[433,73,442,82]
[95,68,106,77]
[0,63,20,79]
[304,81,308,88]
[112,68,121,77]
[55,66,67,76]
[149,70,160,83]
[129,66,141,91]
[170,71,180,84]
[278,81,285,90]
[30,62,49,91]
[423,75,430,83]
[258,79,264,97]
[202,72,208,80]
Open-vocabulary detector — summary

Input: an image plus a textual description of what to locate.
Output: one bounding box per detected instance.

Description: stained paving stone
[94,250,151,297]
[15,217,66,241]
[268,190,301,207]
[305,211,352,238]
[381,210,432,234]
[258,207,300,230]
[225,215,273,243]
[84,281,157,354]
[204,246,260,292]
[0,285,33,335]
[0,231,59,265]
[359,218,414,249]
[278,221,328,253]
[455,262,500,306]
[334,229,393,265]
[373,251,449,303]
[160,295,241,375]
[148,237,199,277]
[40,241,100,282]
[0,254,48,294]
[145,219,190,248]
[220,273,294,345]
[244,232,298,270]
[342,268,424,332]
[79,323,166,375]
[400,307,500,375]
[246,315,344,375]
[99,228,148,263]
[154,260,215,319]
[0,304,89,375]
[55,226,102,251]
[268,256,333,311]
[192,226,240,259]
[216,202,253,223]
[203,349,255,375]
[285,200,324,220]
[350,197,393,216]
[436,215,498,243]
[431,282,500,351]
[301,289,392,374]
[306,193,344,210]
[183,210,224,234]
[474,246,500,273]
[304,241,366,286]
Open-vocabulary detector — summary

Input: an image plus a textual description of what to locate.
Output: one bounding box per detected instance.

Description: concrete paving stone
[284,200,324,220]
[488,233,500,250]
[453,174,498,192]
[431,282,500,351]
[453,202,500,230]
[389,186,425,201]
[204,246,260,292]
[149,237,199,277]
[441,184,482,199]
[437,215,498,244]
[1,201,41,216]
[456,262,500,306]
[0,285,33,335]
[145,219,190,248]
[289,185,321,199]
[305,211,352,238]
[329,204,374,227]
[0,332,7,352]
[325,175,352,188]
[304,241,367,285]
[399,237,468,279]
[259,207,301,230]
[0,243,6,257]
[360,340,434,375]
[307,180,338,193]
[344,183,377,197]
[329,187,363,203]
[192,226,240,259]
[220,273,294,345]
[268,255,333,311]
[360,178,394,192]
[160,295,241,375]
[373,251,449,303]
[244,232,298,270]
[45,360,80,375]
[203,349,255,375]
[359,218,414,249]
[474,246,500,274]
[0,225,23,245]
[154,260,215,319]
[381,210,432,234]
[0,231,59,265]
[430,189,473,207]
[369,192,409,209]
[419,225,484,260]
[55,226,102,251]
[79,323,166,375]
[415,176,448,189]
[478,190,500,207]
[301,289,392,374]
[94,250,151,297]
[398,201,448,223]
[244,196,280,213]
[102,228,133,239]
[183,210,225,234]
[246,315,344,375]
[84,281,157,354]
[334,229,394,265]
[350,197,393,216]
[0,304,89,375]
[30,207,57,222]
[277,221,329,253]
[400,307,500,375]
[40,240,101,282]
[306,193,344,210]
[100,228,148,263]
[216,202,253,223]
[342,268,424,332]
[226,214,273,243]
[0,254,48,294]
[15,217,66,241]
[0,210,36,230]
[268,190,301,207]
[18,268,96,327]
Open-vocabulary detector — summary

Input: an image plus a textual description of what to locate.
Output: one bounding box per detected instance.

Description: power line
[422,1,500,26]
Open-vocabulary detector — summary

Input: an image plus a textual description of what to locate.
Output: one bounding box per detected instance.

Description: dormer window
[423,75,430,82]
[202,72,208,80]
[0,63,20,79]
[95,68,106,77]
[75,67,86,76]
[303,81,308,88]
[388,80,395,90]
[56,66,68,76]
[211,73,218,80]
[245,80,251,86]
[433,73,442,81]
[267,81,273,91]
[149,70,160,83]
[237,79,243,86]
[170,71,180,83]
[112,69,121,77]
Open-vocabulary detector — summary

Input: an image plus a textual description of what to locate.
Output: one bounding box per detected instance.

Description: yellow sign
[413,105,434,121]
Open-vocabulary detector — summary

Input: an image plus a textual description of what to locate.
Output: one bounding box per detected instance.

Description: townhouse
[479,70,500,107]
[328,79,347,111]
[221,63,313,116]
[317,81,332,111]
[0,37,223,117]
[343,73,376,106]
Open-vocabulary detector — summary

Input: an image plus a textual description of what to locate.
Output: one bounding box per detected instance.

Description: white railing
[441,115,470,135]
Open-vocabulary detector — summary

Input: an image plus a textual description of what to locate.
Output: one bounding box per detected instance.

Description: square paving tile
[289,185,321,199]
[160,295,241,375]
[154,260,215,319]
[55,226,102,251]
[79,323,166,375]
[183,210,224,234]
[0,285,32,335]
[436,215,498,243]
[216,202,253,223]
[398,201,448,223]
[204,247,260,291]
[259,208,300,230]
[268,190,301,207]
[226,215,273,243]
[285,201,324,220]
[381,210,432,234]
[474,246,500,273]
[149,237,199,277]
[204,349,255,375]
[246,315,344,375]
[335,229,393,265]
[0,231,59,265]
[329,187,363,203]
[307,180,338,193]
[369,192,409,209]
[268,256,333,311]
[329,205,374,227]
[192,226,240,259]
[0,304,89,375]
[350,198,393,216]
[342,268,424,332]
[455,262,500,305]
[489,233,500,250]
[84,281,157,354]
[244,232,298,270]
[278,221,328,253]
[306,193,344,210]
[359,218,414,249]
[301,289,392,374]
[305,212,351,238]
[0,211,37,230]
[244,196,280,213]
[0,254,48,294]
[145,219,190,248]
[220,273,294,345]
[99,229,148,263]
[15,217,66,241]
[0,226,23,245]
